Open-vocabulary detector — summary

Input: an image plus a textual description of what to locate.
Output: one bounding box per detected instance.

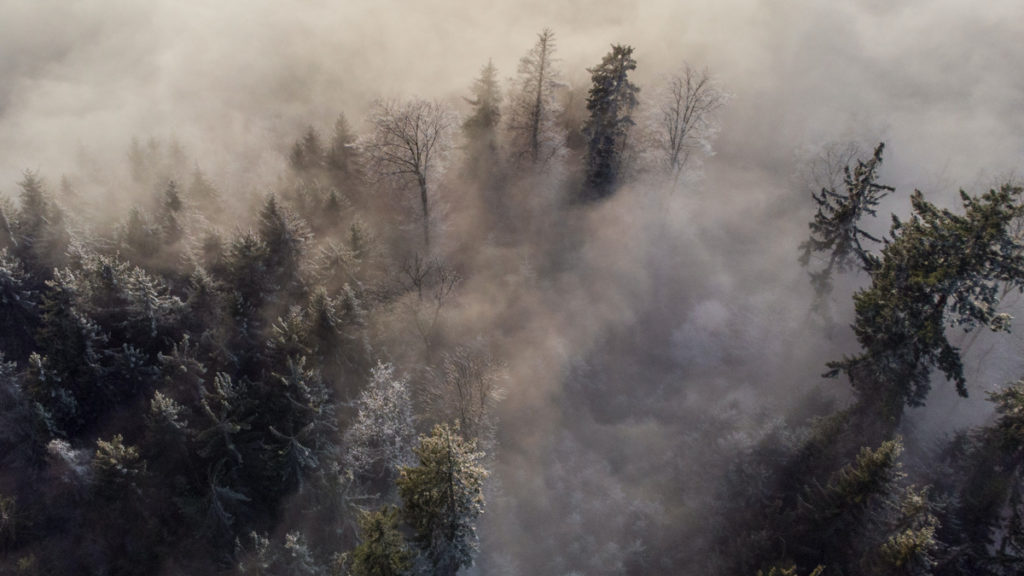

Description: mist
[3,1,1024,575]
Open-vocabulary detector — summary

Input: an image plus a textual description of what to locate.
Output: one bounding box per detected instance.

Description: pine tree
[827,184,1024,425]
[799,143,894,304]
[582,44,640,199]
[326,113,363,191]
[257,195,310,298]
[506,29,564,167]
[14,171,70,278]
[290,127,326,174]
[188,165,221,211]
[160,179,185,245]
[349,507,412,576]
[397,423,487,576]
[464,60,503,160]
[345,362,416,490]
[0,249,38,361]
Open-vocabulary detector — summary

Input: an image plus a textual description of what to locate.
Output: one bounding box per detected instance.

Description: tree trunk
[419,174,430,247]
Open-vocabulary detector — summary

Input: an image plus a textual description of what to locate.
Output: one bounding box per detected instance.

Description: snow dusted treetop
[505,28,566,170]
[344,361,416,489]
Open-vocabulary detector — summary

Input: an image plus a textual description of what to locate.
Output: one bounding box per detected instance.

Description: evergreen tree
[257,195,310,298]
[350,507,412,576]
[160,179,185,245]
[827,184,1024,426]
[799,143,895,305]
[345,362,416,490]
[464,60,503,161]
[14,171,70,278]
[582,44,640,199]
[506,29,564,167]
[188,165,221,211]
[290,127,326,174]
[397,423,487,576]
[326,113,363,192]
[0,249,38,361]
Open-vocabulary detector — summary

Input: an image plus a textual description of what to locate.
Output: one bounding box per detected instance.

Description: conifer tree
[828,184,1024,425]
[345,362,416,489]
[799,143,894,304]
[464,60,503,169]
[506,29,564,167]
[326,113,363,191]
[397,423,487,576]
[349,507,412,576]
[582,44,640,199]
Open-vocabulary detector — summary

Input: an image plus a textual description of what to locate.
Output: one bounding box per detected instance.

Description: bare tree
[801,140,865,195]
[396,253,461,357]
[653,64,727,184]
[423,346,506,448]
[365,98,455,247]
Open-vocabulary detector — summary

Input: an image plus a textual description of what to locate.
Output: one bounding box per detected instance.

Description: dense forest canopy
[3,2,1024,575]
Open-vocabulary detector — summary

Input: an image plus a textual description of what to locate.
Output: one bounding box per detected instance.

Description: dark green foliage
[828,184,1024,419]
[0,249,38,361]
[799,143,894,303]
[350,507,412,576]
[397,423,487,576]
[928,380,1024,575]
[582,44,639,199]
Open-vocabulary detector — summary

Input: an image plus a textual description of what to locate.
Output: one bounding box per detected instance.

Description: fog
[3,1,1024,574]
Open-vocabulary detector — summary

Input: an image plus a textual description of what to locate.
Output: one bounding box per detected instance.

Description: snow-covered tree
[650,64,727,185]
[344,362,416,488]
[397,423,487,576]
[505,28,565,169]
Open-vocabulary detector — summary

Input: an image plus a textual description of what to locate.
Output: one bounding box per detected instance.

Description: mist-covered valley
[3,2,1024,575]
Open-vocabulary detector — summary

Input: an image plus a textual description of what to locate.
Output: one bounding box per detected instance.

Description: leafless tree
[801,140,865,195]
[424,346,506,447]
[364,98,455,247]
[654,64,727,184]
[395,253,461,356]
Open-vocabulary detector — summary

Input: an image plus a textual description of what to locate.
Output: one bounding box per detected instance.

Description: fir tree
[506,29,564,167]
[350,507,412,576]
[582,44,640,199]
[397,423,487,576]
[828,184,1024,425]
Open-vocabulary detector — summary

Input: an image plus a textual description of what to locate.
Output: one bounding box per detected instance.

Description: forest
[3,2,1024,576]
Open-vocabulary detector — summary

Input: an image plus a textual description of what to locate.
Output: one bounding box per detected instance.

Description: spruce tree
[397,423,487,576]
[582,44,640,199]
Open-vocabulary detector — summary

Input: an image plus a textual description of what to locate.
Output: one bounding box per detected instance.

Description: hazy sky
[3,0,1024,194]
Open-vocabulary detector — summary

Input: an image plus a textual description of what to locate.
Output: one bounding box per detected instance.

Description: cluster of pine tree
[0,29,707,576]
